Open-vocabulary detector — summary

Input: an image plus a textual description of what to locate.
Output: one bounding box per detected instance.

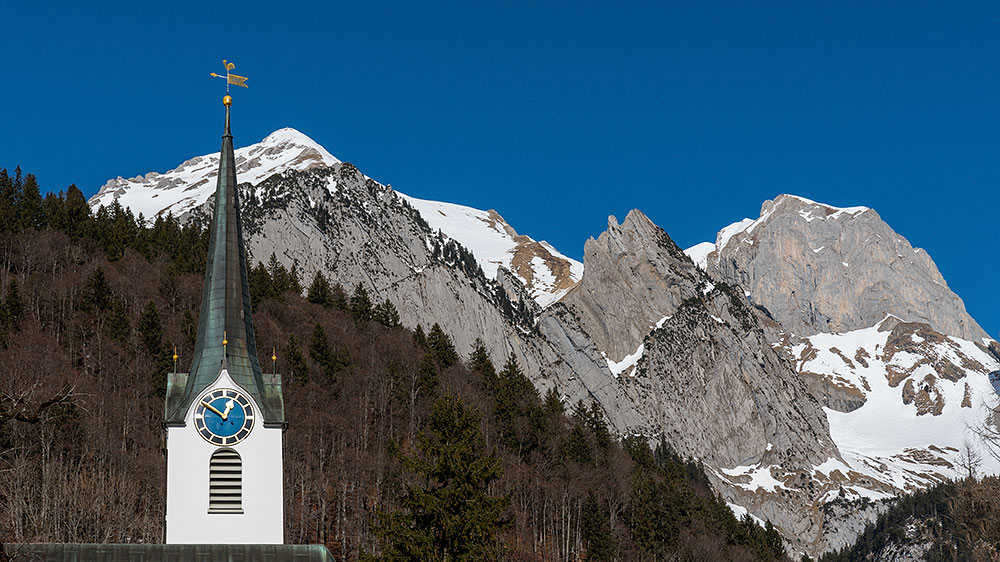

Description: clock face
[194,388,254,445]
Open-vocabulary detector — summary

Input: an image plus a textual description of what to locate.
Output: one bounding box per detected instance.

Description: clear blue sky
[3,1,998,338]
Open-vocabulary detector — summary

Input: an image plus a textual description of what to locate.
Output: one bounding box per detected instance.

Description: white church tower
[163,85,285,544]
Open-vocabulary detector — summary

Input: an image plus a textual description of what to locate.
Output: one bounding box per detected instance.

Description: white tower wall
[165,369,284,544]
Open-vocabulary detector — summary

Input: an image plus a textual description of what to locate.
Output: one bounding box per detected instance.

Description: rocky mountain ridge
[701,194,987,342]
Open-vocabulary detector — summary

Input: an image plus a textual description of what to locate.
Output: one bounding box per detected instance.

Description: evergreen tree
[287,262,304,294]
[493,354,540,452]
[373,299,401,329]
[584,401,612,451]
[543,388,564,416]
[181,309,197,349]
[0,168,17,232]
[63,184,91,238]
[104,302,131,343]
[426,323,458,368]
[309,323,332,374]
[412,324,427,348]
[308,323,349,385]
[331,282,348,311]
[266,253,297,296]
[581,491,617,561]
[307,270,333,308]
[468,339,497,389]
[372,394,510,561]
[764,520,785,559]
[82,268,112,313]
[249,261,273,308]
[565,424,593,464]
[4,279,24,332]
[415,353,440,398]
[349,283,373,321]
[137,300,164,357]
[284,334,309,384]
[18,173,44,231]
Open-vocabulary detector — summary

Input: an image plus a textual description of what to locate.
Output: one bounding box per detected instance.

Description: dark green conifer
[412,324,427,348]
[374,299,401,328]
[137,300,164,357]
[331,282,348,311]
[372,394,509,561]
[307,270,333,307]
[288,262,304,294]
[426,323,458,368]
[468,339,497,389]
[581,491,616,561]
[82,268,112,312]
[543,388,564,416]
[349,283,373,321]
[64,184,91,238]
[283,334,309,384]
[104,302,131,343]
[181,309,197,349]
[565,424,593,464]
[249,261,273,309]
[4,279,24,332]
[18,173,44,231]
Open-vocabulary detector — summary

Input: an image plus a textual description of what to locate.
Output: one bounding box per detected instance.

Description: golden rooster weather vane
[210,60,249,95]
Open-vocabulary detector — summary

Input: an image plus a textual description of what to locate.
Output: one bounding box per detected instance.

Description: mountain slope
[89,128,581,309]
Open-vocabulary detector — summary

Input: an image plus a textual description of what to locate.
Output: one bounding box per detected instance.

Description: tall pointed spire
[164,93,284,425]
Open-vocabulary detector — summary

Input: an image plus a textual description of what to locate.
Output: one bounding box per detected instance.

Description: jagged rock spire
[164,97,284,425]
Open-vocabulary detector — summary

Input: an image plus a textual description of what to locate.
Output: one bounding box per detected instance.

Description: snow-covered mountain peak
[89,127,340,221]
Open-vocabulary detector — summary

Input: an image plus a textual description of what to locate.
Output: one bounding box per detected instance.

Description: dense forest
[0,167,793,561]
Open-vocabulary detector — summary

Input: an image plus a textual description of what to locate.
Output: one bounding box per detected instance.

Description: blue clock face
[194,389,254,445]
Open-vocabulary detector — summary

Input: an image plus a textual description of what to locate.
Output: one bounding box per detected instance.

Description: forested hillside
[819,476,1000,562]
[0,167,791,561]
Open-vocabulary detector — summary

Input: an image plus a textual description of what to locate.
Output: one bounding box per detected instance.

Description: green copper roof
[164,103,284,426]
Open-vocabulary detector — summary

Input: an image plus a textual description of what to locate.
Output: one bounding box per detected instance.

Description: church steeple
[164,93,284,426]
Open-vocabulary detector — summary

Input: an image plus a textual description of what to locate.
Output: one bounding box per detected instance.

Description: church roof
[164,100,284,426]
[7,543,336,562]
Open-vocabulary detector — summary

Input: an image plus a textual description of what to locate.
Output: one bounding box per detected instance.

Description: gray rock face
[638,286,836,470]
[632,284,846,554]
[561,210,705,362]
[708,194,987,341]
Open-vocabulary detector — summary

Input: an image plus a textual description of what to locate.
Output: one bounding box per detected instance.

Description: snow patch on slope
[401,195,583,307]
[792,317,1000,495]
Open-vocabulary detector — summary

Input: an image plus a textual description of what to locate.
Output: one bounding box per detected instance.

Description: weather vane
[210,60,249,95]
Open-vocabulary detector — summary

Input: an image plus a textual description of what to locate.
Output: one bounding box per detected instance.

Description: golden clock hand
[200,401,225,418]
[222,399,235,420]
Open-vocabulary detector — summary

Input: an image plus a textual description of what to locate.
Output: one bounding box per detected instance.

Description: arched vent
[209,448,242,513]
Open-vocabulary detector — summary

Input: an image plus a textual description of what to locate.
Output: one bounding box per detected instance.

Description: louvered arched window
[209,448,243,513]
